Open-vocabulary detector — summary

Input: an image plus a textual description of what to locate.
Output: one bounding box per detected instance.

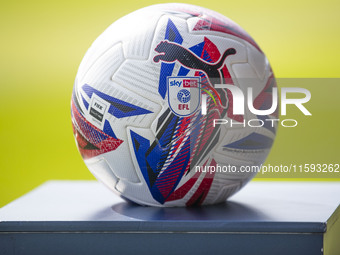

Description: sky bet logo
[167,77,201,117]
[170,80,182,87]
[183,79,198,88]
[203,84,312,128]
[170,79,199,88]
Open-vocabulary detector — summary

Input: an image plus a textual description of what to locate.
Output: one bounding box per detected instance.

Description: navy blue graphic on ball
[177,89,191,103]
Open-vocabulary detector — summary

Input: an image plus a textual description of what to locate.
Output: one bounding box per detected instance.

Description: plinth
[1,181,339,255]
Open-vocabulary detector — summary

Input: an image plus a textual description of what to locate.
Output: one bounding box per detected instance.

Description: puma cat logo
[153,40,236,86]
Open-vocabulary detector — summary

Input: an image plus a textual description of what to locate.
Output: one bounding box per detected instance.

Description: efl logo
[167,76,201,117]
[178,104,189,110]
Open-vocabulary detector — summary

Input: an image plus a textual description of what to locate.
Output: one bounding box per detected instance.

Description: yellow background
[1,0,339,207]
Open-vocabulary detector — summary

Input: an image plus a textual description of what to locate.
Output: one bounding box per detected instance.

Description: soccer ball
[71,3,277,206]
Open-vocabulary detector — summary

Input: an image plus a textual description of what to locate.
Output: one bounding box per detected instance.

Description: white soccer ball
[71,3,277,206]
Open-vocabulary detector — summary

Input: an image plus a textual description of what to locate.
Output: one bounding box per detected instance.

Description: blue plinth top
[0,181,339,234]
